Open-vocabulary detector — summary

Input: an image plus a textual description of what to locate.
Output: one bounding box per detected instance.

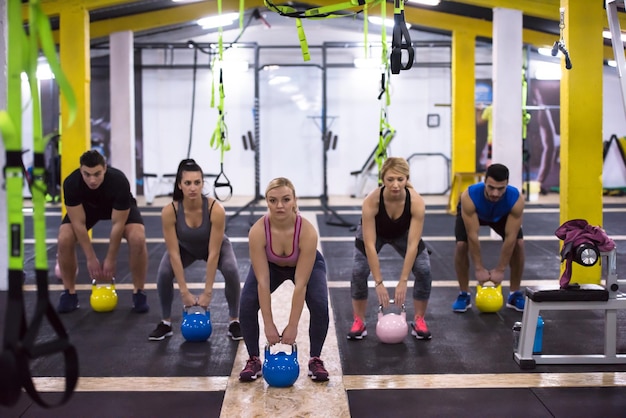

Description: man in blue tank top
[452,163,526,313]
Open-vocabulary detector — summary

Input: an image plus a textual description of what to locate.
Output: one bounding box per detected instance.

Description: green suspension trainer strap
[0,0,78,408]
[375,1,395,176]
[264,0,383,62]
[210,0,233,201]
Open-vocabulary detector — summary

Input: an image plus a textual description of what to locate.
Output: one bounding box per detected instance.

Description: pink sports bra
[264,213,302,264]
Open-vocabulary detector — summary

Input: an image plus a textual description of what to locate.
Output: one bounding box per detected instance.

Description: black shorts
[62,205,144,231]
[455,204,523,242]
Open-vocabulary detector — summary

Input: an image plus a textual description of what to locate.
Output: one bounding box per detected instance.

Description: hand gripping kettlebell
[90,278,118,312]
[181,306,212,342]
[475,281,504,313]
[376,301,409,344]
[263,343,299,388]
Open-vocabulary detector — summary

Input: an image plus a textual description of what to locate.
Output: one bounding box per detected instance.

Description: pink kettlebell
[376,301,408,344]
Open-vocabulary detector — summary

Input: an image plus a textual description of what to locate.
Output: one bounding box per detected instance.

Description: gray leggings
[156,236,241,319]
[351,226,432,301]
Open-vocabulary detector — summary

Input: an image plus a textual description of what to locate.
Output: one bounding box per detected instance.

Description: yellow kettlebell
[90,278,118,312]
[475,281,503,313]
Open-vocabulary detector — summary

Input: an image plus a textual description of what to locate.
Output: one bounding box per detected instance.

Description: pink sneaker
[411,316,432,340]
[347,315,367,340]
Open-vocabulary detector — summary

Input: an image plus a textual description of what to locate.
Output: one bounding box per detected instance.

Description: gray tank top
[175,196,215,260]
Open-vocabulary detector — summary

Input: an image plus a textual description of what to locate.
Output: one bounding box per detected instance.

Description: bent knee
[57,224,77,248]
[124,224,146,247]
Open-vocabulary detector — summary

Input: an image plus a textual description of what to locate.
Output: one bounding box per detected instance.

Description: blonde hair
[265,177,298,212]
[380,157,413,188]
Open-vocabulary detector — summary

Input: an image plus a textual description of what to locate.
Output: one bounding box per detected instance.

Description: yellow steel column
[59,0,90,213]
[559,0,604,283]
[448,30,477,213]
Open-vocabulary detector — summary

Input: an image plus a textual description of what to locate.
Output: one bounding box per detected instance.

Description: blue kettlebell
[263,343,299,388]
[181,306,212,342]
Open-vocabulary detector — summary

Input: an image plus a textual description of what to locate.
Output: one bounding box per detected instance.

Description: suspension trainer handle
[213,162,233,202]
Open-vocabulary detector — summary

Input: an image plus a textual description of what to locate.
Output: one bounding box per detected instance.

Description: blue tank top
[468,183,519,223]
[175,196,215,260]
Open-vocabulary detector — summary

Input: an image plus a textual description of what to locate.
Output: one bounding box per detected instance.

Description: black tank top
[375,187,411,240]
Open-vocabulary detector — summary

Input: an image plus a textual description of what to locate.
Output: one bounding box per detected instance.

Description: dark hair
[79,150,106,168]
[485,163,509,182]
[173,158,204,201]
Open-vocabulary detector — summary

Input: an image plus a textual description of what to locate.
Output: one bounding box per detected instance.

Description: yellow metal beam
[59,1,91,214]
[559,0,605,284]
[449,0,560,21]
[402,6,615,60]
[451,30,477,176]
[451,0,626,36]
[32,0,619,60]
[88,0,266,39]
[25,0,626,46]
[23,0,136,19]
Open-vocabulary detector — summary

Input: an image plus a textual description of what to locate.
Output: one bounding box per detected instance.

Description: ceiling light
[534,62,561,80]
[368,16,411,30]
[354,58,382,69]
[538,47,558,57]
[602,30,626,42]
[406,0,441,5]
[197,13,239,30]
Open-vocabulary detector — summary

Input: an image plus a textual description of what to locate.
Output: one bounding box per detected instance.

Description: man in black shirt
[56,150,149,313]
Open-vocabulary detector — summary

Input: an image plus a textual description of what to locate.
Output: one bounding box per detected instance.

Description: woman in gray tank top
[148,159,242,341]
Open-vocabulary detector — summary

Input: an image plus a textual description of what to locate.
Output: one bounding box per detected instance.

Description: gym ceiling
[24,0,625,59]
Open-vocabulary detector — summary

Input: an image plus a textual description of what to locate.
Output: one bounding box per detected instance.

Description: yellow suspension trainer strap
[264,0,383,61]
[210,0,233,201]
[390,0,414,74]
[0,0,78,408]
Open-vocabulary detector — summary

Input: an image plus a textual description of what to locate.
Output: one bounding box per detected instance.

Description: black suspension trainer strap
[390,0,414,74]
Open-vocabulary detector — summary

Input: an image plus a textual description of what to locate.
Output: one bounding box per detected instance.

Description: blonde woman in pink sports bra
[238,177,330,383]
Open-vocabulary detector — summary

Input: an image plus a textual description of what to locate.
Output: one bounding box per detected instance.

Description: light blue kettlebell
[181,306,212,342]
[263,343,299,388]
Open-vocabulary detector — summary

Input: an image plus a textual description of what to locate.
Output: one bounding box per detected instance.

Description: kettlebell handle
[378,302,406,313]
[479,280,500,288]
[265,342,297,355]
[183,305,210,315]
[91,277,116,288]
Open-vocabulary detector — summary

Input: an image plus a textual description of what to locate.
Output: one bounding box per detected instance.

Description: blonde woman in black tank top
[348,157,433,341]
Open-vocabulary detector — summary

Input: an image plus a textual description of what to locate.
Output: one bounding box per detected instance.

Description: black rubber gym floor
[2,201,626,417]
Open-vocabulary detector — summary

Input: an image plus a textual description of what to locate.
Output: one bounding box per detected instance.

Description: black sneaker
[132,290,149,313]
[239,356,262,382]
[57,290,79,313]
[149,322,173,341]
[228,321,243,341]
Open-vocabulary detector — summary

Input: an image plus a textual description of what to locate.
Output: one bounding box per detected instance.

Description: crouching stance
[238,178,330,382]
